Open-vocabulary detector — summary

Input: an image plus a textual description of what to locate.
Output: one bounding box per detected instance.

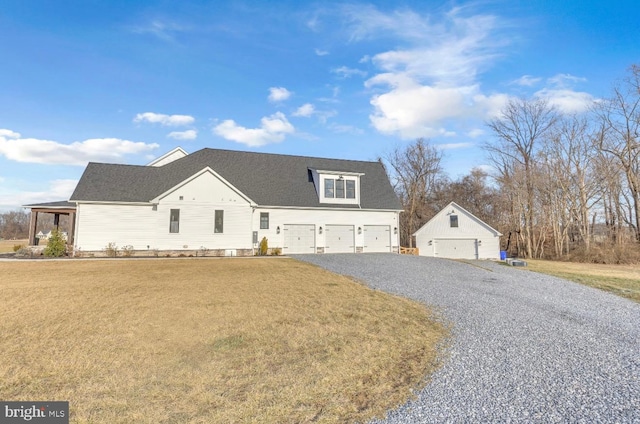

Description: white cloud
[327,123,364,135]
[333,5,512,138]
[213,112,294,147]
[366,74,509,139]
[437,142,473,149]
[0,179,78,210]
[134,112,195,126]
[130,20,187,41]
[530,73,595,114]
[359,55,370,63]
[268,87,292,103]
[0,129,20,138]
[467,129,485,138]
[292,103,315,117]
[0,131,159,166]
[167,129,197,140]
[534,88,595,114]
[332,66,367,79]
[315,48,329,56]
[548,73,587,88]
[511,75,542,86]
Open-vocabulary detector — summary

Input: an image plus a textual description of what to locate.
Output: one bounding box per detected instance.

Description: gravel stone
[294,254,640,423]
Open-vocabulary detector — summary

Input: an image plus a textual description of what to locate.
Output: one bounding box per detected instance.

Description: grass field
[0,239,27,253]
[526,259,640,303]
[0,258,447,423]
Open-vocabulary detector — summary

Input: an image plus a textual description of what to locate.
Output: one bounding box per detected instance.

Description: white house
[413,202,502,260]
[67,147,403,256]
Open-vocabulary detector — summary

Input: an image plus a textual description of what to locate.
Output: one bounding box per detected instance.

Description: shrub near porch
[0,258,447,423]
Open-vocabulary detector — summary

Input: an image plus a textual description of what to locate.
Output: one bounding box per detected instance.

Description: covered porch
[24,201,76,246]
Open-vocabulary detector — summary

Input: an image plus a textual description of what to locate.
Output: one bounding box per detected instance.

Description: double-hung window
[345,180,355,199]
[260,212,269,229]
[215,210,224,233]
[169,209,180,233]
[324,179,334,198]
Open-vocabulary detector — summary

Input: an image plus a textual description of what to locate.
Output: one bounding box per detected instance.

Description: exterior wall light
[276,226,280,234]
[478,240,482,246]
[319,226,323,234]
[357,227,362,234]
[393,227,398,234]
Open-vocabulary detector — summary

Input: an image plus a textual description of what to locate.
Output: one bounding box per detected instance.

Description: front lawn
[0,258,447,423]
[526,259,640,303]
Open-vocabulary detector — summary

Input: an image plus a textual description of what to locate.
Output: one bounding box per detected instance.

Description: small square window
[215,210,224,233]
[450,215,458,228]
[324,179,334,198]
[260,212,269,229]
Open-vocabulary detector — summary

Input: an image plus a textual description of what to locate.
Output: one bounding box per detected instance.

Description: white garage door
[363,225,391,252]
[434,238,478,259]
[283,224,316,254]
[325,225,355,253]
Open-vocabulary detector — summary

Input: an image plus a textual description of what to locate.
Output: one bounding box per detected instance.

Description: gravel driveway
[294,254,640,423]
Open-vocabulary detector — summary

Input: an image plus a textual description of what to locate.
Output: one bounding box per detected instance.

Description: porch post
[29,210,39,246]
[69,212,76,246]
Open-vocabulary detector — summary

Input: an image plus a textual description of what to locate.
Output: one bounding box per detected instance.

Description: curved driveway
[294,254,640,423]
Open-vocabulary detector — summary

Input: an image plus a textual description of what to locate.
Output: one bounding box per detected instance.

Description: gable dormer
[309,168,364,205]
[147,147,188,167]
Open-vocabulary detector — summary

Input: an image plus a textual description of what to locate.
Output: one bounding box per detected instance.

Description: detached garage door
[434,238,478,259]
[363,225,391,252]
[283,224,315,254]
[325,225,354,253]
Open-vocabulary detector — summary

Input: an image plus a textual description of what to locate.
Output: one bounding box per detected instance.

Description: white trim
[258,204,403,212]
[146,147,188,166]
[75,201,154,206]
[150,167,257,206]
[311,169,365,177]
[413,201,502,237]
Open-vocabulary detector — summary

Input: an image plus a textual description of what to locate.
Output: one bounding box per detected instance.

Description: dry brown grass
[0,258,447,423]
[526,259,640,303]
[0,239,27,253]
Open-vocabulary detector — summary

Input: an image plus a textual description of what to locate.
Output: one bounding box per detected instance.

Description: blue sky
[0,0,638,210]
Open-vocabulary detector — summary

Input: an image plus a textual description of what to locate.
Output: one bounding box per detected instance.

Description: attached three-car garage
[282,223,394,254]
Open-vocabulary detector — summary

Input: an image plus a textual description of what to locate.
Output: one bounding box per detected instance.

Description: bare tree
[594,65,640,242]
[385,139,443,247]
[485,98,559,258]
[0,210,30,240]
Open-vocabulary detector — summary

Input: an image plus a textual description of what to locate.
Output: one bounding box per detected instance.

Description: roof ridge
[195,147,382,165]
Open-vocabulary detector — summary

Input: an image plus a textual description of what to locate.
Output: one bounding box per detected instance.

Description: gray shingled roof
[70,148,402,210]
[24,200,77,209]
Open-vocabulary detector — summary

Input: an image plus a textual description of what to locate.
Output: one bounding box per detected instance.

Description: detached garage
[413,202,502,260]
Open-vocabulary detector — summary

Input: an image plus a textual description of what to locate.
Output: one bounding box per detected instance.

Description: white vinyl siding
[252,208,399,253]
[414,203,501,260]
[75,170,253,251]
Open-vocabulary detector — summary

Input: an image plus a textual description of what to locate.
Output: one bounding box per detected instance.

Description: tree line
[0,210,64,241]
[386,65,640,263]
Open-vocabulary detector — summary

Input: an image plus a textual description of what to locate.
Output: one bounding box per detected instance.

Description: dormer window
[346,180,355,199]
[323,177,357,199]
[310,168,363,205]
[324,179,334,198]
